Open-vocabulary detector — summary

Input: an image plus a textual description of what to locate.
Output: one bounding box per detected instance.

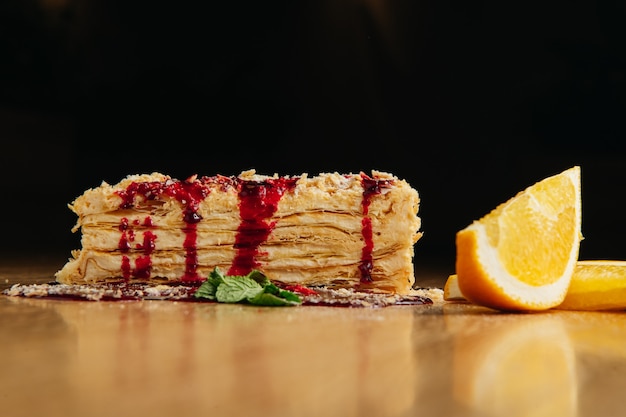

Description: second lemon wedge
[557,260,626,310]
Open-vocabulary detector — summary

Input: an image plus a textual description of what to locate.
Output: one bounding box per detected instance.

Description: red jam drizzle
[121,256,131,280]
[166,179,210,282]
[228,178,298,276]
[115,176,212,282]
[282,284,318,296]
[359,173,393,283]
[140,230,157,254]
[118,216,158,280]
[118,217,132,253]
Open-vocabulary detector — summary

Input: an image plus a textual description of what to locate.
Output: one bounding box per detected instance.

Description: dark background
[2,0,625,276]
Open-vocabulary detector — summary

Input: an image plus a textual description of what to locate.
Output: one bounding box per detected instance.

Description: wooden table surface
[2,257,626,417]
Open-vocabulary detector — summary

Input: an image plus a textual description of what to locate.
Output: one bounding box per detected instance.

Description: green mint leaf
[248,270,271,286]
[193,267,226,300]
[194,280,218,300]
[215,275,264,303]
[208,267,227,282]
[194,268,302,306]
[247,281,302,306]
[261,282,302,304]
[247,291,301,306]
[276,289,302,304]
[262,282,280,295]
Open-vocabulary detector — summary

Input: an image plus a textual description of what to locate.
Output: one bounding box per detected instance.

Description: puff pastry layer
[55,170,422,293]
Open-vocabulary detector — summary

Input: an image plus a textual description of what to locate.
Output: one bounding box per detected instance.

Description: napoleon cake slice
[55,169,422,294]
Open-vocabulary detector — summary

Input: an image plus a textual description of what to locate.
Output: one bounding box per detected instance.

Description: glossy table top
[2,257,626,417]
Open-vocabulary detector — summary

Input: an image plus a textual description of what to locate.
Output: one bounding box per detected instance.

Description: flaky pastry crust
[56,170,422,294]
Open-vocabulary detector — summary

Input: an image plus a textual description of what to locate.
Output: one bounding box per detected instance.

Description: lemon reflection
[562,310,626,358]
[445,307,577,417]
